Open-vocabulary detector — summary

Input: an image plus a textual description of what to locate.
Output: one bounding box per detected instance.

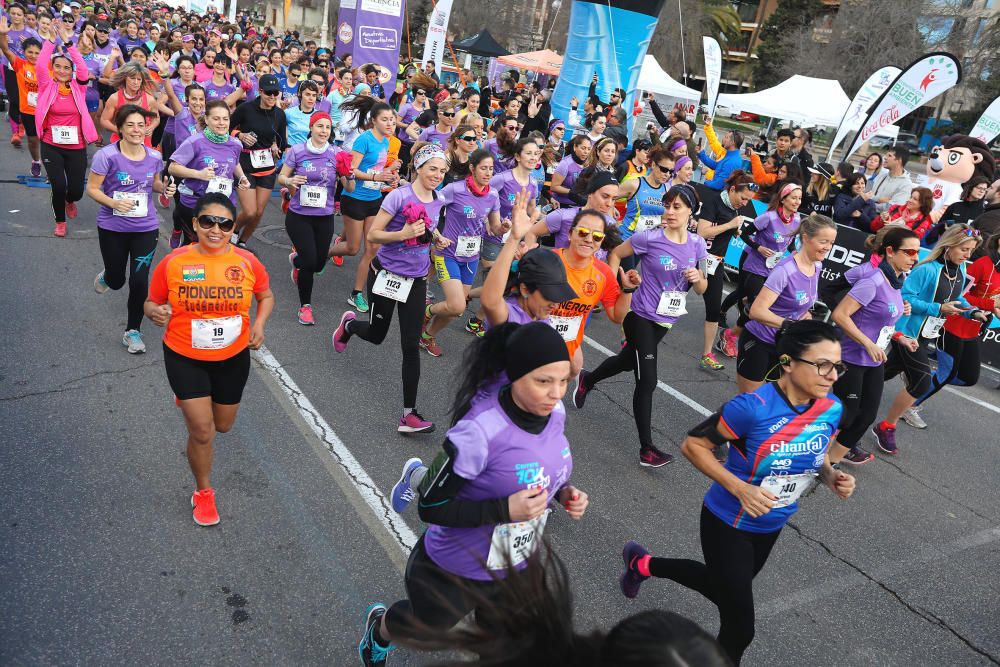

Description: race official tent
[497,49,564,76]
[717,75,851,127]
[452,30,511,58]
[637,55,701,100]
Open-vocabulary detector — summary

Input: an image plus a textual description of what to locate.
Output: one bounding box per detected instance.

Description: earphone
[779,354,791,366]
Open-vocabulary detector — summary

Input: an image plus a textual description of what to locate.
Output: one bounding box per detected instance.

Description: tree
[405,0,434,56]
[751,0,824,90]
[645,0,742,85]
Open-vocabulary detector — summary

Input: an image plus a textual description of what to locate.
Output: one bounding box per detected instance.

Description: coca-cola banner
[844,53,961,159]
[826,66,900,163]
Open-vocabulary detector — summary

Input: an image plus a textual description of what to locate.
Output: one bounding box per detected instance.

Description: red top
[871,204,933,239]
[41,89,85,149]
[945,255,1000,339]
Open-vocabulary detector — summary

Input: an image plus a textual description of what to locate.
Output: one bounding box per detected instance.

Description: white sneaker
[122,329,146,354]
[901,406,927,429]
[94,270,109,294]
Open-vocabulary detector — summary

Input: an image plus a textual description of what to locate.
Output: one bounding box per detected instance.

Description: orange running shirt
[12,57,39,114]
[548,249,620,357]
[148,245,270,361]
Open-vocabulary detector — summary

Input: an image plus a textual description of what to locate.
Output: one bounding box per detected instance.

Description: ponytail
[450,322,520,424]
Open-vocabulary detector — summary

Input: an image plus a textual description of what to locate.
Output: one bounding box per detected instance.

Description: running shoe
[872,423,898,455]
[280,186,291,214]
[158,192,171,208]
[465,317,485,337]
[191,488,220,526]
[30,160,41,178]
[358,603,392,667]
[169,229,183,249]
[289,251,299,286]
[348,292,369,313]
[94,270,109,294]
[419,332,442,357]
[65,201,78,220]
[330,235,344,267]
[572,370,591,409]
[719,328,738,358]
[842,446,875,465]
[901,406,927,429]
[333,310,356,353]
[398,410,435,434]
[297,304,315,326]
[700,352,724,371]
[620,540,650,599]
[53,222,67,238]
[10,131,21,148]
[390,457,424,513]
[122,329,146,354]
[639,446,674,468]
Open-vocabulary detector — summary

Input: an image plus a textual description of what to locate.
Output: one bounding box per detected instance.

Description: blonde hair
[919,223,981,266]
[111,61,156,94]
[806,174,829,201]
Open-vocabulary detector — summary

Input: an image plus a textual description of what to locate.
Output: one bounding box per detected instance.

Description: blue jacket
[699,148,742,191]
[897,260,976,339]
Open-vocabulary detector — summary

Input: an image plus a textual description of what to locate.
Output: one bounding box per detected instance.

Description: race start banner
[703,37,722,119]
[421,0,453,77]
[970,96,1000,146]
[353,0,404,95]
[336,0,356,57]
[827,66,901,162]
[845,53,961,159]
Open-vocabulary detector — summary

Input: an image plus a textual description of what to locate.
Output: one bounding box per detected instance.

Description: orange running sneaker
[191,488,220,526]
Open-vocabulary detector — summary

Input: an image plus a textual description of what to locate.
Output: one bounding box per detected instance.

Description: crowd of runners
[3,1,999,664]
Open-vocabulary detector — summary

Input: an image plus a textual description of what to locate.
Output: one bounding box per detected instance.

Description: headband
[666,183,698,210]
[548,118,564,135]
[673,155,692,172]
[669,138,686,153]
[413,144,446,170]
[779,182,802,199]
[309,111,331,128]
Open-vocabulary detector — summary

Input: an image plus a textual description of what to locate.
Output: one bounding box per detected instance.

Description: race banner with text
[845,53,960,158]
[336,0,357,57]
[702,37,722,119]
[826,66,901,162]
[353,0,405,96]
[421,0,453,78]
[970,96,1000,146]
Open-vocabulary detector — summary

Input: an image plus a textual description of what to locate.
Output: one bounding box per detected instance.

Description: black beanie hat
[504,322,570,382]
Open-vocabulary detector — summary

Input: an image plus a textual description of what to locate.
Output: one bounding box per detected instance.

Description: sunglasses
[414,89,426,95]
[791,357,847,378]
[894,248,920,257]
[574,227,606,242]
[962,228,982,238]
[739,182,760,192]
[459,134,477,142]
[504,125,518,132]
[441,111,456,117]
[197,215,236,232]
[261,89,280,95]
[655,163,674,175]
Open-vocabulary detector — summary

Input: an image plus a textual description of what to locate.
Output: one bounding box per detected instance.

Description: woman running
[88,105,175,354]
[332,144,451,434]
[619,319,854,666]
[571,136,618,204]
[0,6,37,146]
[694,171,758,371]
[871,225,991,454]
[329,95,400,312]
[719,182,803,358]
[527,172,619,249]
[617,145,672,246]
[75,28,105,147]
[573,184,708,469]
[358,320,589,667]
[394,80,431,171]
[549,135,591,208]
[421,149,504,356]
[0,19,43,176]
[34,23,98,237]
[278,112,353,325]
[100,61,158,147]
[284,79,322,146]
[200,52,240,108]
[167,100,249,245]
[737,215,836,393]
[229,73,287,247]
[145,192,273,527]
[441,123,478,187]
[828,227,921,465]
[411,99,458,148]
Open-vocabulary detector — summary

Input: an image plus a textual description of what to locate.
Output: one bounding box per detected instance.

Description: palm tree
[703,1,743,45]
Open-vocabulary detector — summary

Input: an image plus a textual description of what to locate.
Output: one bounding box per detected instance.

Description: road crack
[0,361,160,402]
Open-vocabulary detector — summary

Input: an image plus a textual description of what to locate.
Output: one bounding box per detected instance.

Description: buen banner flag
[970,96,1000,146]
[702,37,722,118]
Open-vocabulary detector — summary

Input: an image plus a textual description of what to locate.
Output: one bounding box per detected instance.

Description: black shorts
[163,343,251,405]
[21,113,37,138]
[340,193,383,221]
[736,329,778,383]
[245,170,276,190]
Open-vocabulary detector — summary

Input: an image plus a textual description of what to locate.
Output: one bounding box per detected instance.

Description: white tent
[717,75,850,127]
[637,55,701,100]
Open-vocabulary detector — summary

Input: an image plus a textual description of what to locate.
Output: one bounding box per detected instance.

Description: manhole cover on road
[257,224,292,249]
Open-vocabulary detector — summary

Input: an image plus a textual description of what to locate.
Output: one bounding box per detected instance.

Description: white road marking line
[583,335,713,417]
[944,386,1000,415]
[253,345,416,553]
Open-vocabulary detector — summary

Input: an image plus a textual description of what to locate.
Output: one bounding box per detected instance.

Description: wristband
[892,331,905,341]
[622,286,637,294]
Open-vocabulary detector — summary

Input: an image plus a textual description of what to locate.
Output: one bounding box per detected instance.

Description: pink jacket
[34,40,100,145]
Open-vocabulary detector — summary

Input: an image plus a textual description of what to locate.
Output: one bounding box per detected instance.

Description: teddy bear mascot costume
[926,134,996,221]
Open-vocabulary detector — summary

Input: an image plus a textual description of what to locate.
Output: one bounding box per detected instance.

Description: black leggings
[917,330,981,405]
[583,310,669,450]
[703,261,726,323]
[285,210,335,305]
[346,258,426,408]
[648,505,781,666]
[833,361,885,448]
[98,227,159,331]
[40,142,87,223]
[5,67,20,123]
[172,200,195,244]
[736,270,767,328]
[884,338,933,397]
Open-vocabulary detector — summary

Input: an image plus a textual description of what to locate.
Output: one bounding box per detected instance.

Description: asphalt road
[1,143,999,666]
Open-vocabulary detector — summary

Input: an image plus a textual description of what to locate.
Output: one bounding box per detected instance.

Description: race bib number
[372,269,414,302]
[112,191,148,218]
[548,315,582,342]
[191,315,242,350]
[299,184,327,208]
[27,91,38,107]
[656,290,687,317]
[876,325,895,350]
[705,254,722,276]
[636,215,660,233]
[765,251,782,269]
[206,177,233,196]
[52,125,79,145]
[920,316,945,339]
[486,510,549,570]
[760,473,818,509]
[249,148,274,169]
[455,234,481,258]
